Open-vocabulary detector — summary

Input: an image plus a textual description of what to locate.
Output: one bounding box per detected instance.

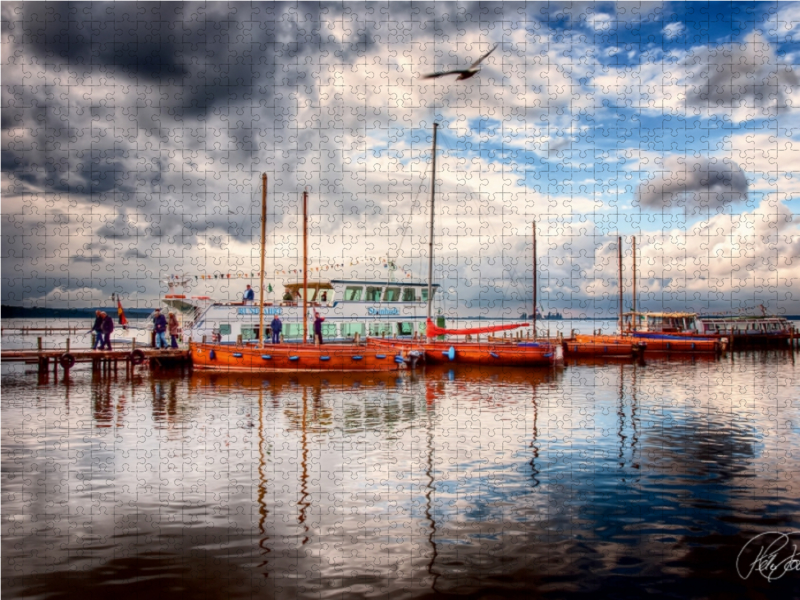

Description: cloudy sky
[3,1,800,317]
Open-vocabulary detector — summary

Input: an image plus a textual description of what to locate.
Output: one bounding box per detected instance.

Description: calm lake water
[3,339,800,598]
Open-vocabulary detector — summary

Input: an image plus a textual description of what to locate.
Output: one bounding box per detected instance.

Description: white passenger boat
[180,279,444,344]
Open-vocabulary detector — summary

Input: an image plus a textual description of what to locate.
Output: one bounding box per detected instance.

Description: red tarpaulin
[117,299,129,330]
[425,318,528,337]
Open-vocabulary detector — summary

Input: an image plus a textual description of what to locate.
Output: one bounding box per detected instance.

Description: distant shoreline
[1,306,154,319]
[3,305,798,321]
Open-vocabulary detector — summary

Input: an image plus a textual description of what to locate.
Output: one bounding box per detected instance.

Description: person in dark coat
[168,312,180,348]
[100,312,114,350]
[90,310,105,350]
[243,285,255,305]
[313,312,325,345]
[153,308,168,349]
[270,315,282,344]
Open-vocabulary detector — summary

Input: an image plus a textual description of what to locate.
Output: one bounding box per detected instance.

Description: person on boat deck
[90,310,105,350]
[153,308,168,349]
[243,285,255,305]
[313,312,325,345]
[270,315,282,344]
[282,290,293,302]
[100,312,114,350]
[168,312,180,349]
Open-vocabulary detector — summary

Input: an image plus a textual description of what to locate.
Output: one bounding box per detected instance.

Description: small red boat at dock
[562,334,645,357]
[367,334,559,368]
[190,342,403,373]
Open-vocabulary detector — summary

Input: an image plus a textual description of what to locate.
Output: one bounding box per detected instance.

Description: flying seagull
[422,44,498,80]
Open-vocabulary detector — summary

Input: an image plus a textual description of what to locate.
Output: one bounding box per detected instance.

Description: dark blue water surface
[3,351,800,599]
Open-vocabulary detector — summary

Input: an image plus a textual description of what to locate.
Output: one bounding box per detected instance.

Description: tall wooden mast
[302,189,309,344]
[632,235,637,331]
[532,220,537,339]
[618,236,623,333]
[259,173,267,349]
[426,122,439,341]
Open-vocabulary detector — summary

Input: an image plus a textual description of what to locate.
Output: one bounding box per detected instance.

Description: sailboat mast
[426,122,439,339]
[303,189,309,344]
[532,220,537,339]
[618,236,623,333]
[632,235,637,331]
[259,173,267,349]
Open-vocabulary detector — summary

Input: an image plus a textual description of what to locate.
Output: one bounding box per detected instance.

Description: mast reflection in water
[3,354,800,599]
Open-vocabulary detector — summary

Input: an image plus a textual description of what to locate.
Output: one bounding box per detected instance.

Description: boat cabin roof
[623,312,698,319]
[284,282,334,292]
[699,315,787,321]
[330,279,440,288]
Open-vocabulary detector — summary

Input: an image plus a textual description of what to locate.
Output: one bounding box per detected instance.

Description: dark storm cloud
[17,2,188,80]
[11,2,388,118]
[637,156,749,211]
[1,149,24,172]
[684,31,799,116]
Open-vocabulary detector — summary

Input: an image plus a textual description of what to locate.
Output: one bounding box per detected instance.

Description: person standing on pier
[270,315,282,344]
[313,311,325,345]
[153,308,168,349]
[168,312,180,349]
[100,311,114,350]
[90,310,105,350]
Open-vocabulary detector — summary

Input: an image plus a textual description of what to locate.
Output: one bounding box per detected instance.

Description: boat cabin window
[219,323,231,336]
[283,323,302,340]
[370,322,393,336]
[402,288,417,302]
[322,323,337,338]
[421,289,429,302]
[397,322,414,336]
[241,326,260,341]
[341,323,365,338]
[366,287,382,302]
[344,286,363,301]
[383,287,400,302]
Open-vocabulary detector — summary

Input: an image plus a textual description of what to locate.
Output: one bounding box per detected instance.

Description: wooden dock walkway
[1,347,190,377]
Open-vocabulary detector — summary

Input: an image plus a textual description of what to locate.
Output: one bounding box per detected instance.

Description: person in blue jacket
[153,308,168,349]
[270,315,282,344]
[243,285,255,305]
[90,310,105,350]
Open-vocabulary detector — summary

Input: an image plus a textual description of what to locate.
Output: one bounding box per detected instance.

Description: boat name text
[368,307,400,316]
[237,307,283,315]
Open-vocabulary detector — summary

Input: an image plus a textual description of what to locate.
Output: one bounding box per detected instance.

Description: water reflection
[3,355,800,599]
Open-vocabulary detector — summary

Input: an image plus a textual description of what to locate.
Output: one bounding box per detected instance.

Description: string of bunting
[168,256,415,281]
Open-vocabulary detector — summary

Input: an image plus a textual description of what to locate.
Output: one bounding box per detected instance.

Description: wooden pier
[1,347,190,377]
[1,326,84,335]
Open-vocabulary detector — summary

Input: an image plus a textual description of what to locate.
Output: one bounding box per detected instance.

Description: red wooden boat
[366,337,558,367]
[562,334,645,357]
[629,334,724,354]
[190,342,403,372]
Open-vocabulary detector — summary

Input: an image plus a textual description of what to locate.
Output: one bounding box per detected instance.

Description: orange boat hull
[190,342,403,372]
[633,336,721,353]
[563,334,643,357]
[367,338,557,366]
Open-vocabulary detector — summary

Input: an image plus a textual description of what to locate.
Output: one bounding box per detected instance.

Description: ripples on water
[3,351,800,599]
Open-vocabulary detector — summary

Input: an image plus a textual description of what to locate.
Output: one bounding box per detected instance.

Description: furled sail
[425,318,528,337]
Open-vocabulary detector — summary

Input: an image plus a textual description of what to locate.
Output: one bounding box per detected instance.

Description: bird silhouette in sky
[422,44,498,81]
